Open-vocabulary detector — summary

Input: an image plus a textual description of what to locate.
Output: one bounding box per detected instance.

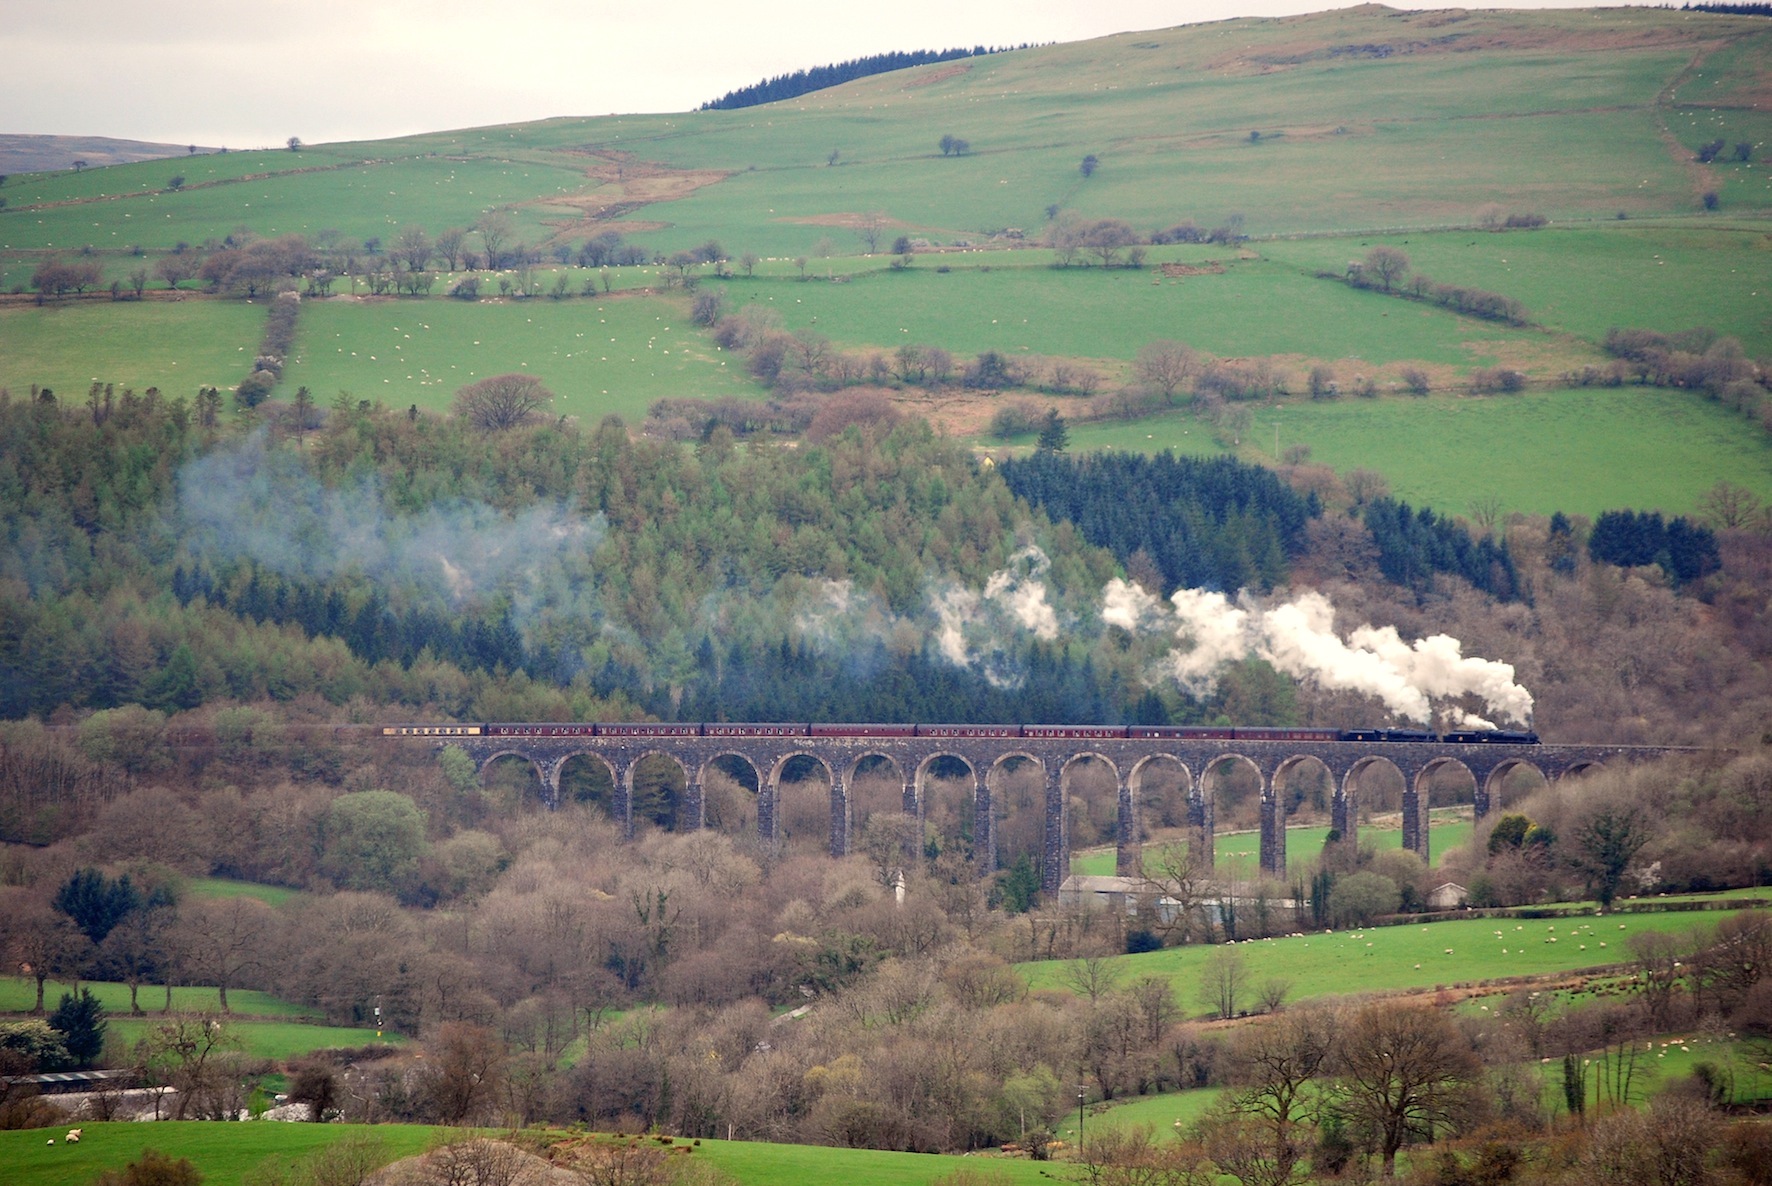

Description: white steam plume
[983,546,1059,641]
[1135,581,1534,726]
[1102,578,1166,633]
[1347,625,1536,726]
[1164,589,1252,692]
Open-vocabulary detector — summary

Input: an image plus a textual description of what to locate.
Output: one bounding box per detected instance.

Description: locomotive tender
[380,722,1539,745]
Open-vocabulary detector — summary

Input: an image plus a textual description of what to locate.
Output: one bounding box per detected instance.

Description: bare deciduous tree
[395,226,433,273]
[1698,479,1763,531]
[1134,841,1209,944]
[452,374,554,432]
[477,213,513,269]
[1332,1002,1479,1177]
[420,1022,507,1125]
[1062,954,1124,1005]
[175,895,271,1014]
[1345,468,1390,507]
[856,212,888,254]
[1133,340,1198,403]
[1218,1006,1337,1186]
[1200,947,1246,1020]
[1363,246,1410,292]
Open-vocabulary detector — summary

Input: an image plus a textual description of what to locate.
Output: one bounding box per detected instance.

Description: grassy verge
[0,1122,440,1186]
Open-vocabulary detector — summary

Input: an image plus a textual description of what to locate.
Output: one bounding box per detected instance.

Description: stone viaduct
[444,730,1682,892]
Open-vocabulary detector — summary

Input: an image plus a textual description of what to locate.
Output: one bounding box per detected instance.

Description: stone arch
[1129,754,1193,836]
[845,751,912,814]
[1061,751,1122,875]
[626,750,689,838]
[919,752,993,872]
[1265,753,1336,880]
[1199,753,1264,876]
[983,752,1057,890]
[1408,757,1477,865]
[1337,755,1405,859]
[479,750,548,810]
[846,752,916,868]
[698,752,763,836]
[1478,759,1549,819]
[768,751,837,854]
[1557,759,1606,781]
[555,750,619,819]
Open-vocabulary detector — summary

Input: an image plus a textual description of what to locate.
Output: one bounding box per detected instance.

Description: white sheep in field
[66,1128,83,1143]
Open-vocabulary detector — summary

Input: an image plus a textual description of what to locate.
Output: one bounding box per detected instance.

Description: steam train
[380,722,1540,745]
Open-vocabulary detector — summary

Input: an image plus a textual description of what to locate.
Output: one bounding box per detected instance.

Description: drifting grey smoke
[177,433,605,624]
[793,547,1063,689]
[932,545,1061,687]
[792,577,915,661]
[1113,583,1534,727]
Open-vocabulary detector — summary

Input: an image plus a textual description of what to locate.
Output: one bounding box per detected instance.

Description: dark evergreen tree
[999,451,1315,594]
[1363,498,1521,601]
[1035,409,1070,454]
[48,987,106,1068]
[54,868,142,946]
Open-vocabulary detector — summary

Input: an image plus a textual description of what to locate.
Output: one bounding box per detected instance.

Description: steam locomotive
[380,722,1540,745]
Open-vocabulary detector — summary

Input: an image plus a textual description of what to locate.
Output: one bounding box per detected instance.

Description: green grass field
[1023,909,1727,1012]
[0,1124,1065,1186]
[1066,386,1772,518]
[184,877,301,908]
[1071,815,1476,878]
[1262,223,1772,358]
[0,977,317,1020]
[0,1123,443,1186]
[101,1018,402,1063]
[1058,1086,1227,1146]
[0,300,266,398]
[712,254,1519,368]
[279,292,764,417]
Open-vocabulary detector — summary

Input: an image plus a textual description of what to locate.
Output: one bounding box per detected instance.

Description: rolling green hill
[6,6,1763,254]
[1,4,1768,517]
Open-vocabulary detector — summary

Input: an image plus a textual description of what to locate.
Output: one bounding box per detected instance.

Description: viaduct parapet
[444,731,1685,892]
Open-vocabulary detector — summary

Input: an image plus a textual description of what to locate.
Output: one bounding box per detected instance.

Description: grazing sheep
[66,1129,82,1143]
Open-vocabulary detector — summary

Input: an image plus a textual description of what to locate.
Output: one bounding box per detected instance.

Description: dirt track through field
[541,151,730,243]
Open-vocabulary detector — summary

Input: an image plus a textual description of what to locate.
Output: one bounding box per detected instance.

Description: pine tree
[48,987,106,1068]
[1035,408,1069,453]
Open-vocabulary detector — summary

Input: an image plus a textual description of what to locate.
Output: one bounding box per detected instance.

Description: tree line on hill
[699,47,1016,111]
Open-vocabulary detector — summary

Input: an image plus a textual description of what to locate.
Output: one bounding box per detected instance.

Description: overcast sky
[4,0,1620,147]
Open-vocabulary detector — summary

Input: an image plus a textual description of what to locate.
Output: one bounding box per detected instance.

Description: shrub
[1327,870,1400,926]
[988,400,1044,440]
[1470,367,1526,393]
[690,290,724,326]
[234,371,276,408]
